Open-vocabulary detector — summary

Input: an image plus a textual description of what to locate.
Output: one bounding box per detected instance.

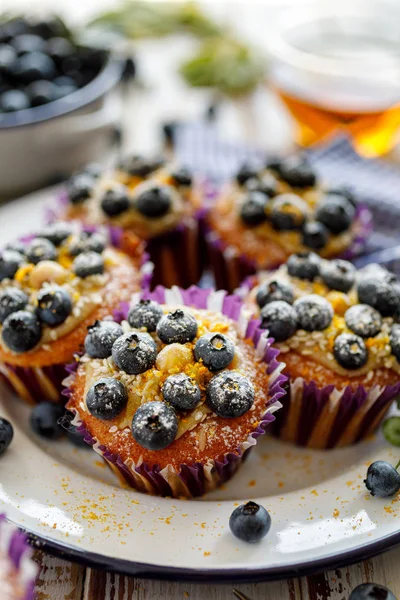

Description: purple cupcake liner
[0,515,37,600]
[65,285,287,498]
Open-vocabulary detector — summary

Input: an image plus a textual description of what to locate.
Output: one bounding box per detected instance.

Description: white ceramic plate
[0,190,400,582]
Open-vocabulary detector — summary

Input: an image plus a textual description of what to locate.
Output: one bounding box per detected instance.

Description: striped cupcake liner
[0,514,37,600]
[64,286,287,498]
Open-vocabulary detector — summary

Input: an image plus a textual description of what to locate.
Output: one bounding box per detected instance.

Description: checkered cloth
[175,122,400,257]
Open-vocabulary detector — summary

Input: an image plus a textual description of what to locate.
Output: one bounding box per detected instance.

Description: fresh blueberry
[235,161,263,185]
[30,402,65,439]
[0,287,28,323]
[229,501,271,543]
[265,157,283,172]
[170,166,192,186]
[374,281,400,318]
[67,232,106,256]
[66,173,94,204]
[132,401,178,450]
[256,280,294,308]
[357,277,380,307]
[134,185,172,218]
[100,185,130,217]
[157,309,198,344]
[26,79,57,106]
[5,241,26,255]
[302,221,329,250]
[80,163,103,179]
[206,371,254,418]
[46,36,75,64]
[12,34,46,56]
[162,373,201,411]
[345,305,382,338]
[260,300,297,342]
[112,331,157,375]
[72,251,104,278]
[244,174,277,197]
[364,461,400,498]
[0,418,13,456]
[128,299,163,333]
[0,89,30,112]
[326,186,357,208]
[0,250,24,281]
[287,251,321,281]
[349,583,396,600]
[358,263,392,282]
[86,377,128,420]
[270,194,308,231]
[320,259,356,293]
[58,411,89,448]
[14,51,56,83]
[194,333,235,371]
[390,324,400,362]
[240,192,268,226]
[30,17,68,40]
[277,156,317,188]
[315,194,356,234]
[26,237,57,264]
[38,222,73,246]
[2,310,42,352]
[118,154,164,177]
[84,320,123,358]
[36,285,72,326]
[333,333,368,370]
[0,44,17,78]
[294,294,333,331]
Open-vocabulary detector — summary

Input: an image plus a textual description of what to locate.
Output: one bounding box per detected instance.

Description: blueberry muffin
[242,253,400,448]
[0,515,37,600]
[0,222,146,404]
[64,287,285,497]
[207,155,372,291]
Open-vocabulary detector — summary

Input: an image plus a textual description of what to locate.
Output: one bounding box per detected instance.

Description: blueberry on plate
[364,460,400,498]
[26,79,57,107]
[68,232,106,256]
[345,304,382,338]
[134,185,172,218]
[244,174,277,197]
[287,251,321,281]
[100,185,130,217]
[0,418,13,456]
[349,583,396,600]
[315,194,356,235]
[30,402,65,439]
[131,401,178,450]
[0,89,30,112]
[66,173,94,204]
[58,410,89,448]
[276,156,317,188]
[229,501,271,543]
[294,294,333,331]
[72,251,104,278]
[170,166,192,186]
[26,237,57,265]
[333,332,368,370]
[194,333,235,371]
[38,222,73,246]
[260,301,297,342]
[14,51,56,83]
[112,331,157,375]
[0,287,28,323]
[86,378,128,421]
[240,192,268,226]
[162,373,201,411]
[0,250,24,281]
[156,309,198,344]
[235,161,263,185]
[270,194,308,231]
[85,320,123,359]
[128,299,163,333]
[302,221,329,250]
[320,259,356,293]
[206,371,254,418]
[118,154,164,178]
[390,324,400,362]
[256,280,294,308]
[2,310,42,352]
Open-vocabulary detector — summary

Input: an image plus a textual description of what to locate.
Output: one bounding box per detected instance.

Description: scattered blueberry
[26,237,57,264]
[320,259,356,293]
[0,250,24,281]
[315,194,356,234]
[0,89,29,112]
[345,304,382,338]
[0,287,28,323]
[277,156,317,188]
[364,460,400,498]
[66,173,94,204]
[84,320,123,359]
[131,401,178,450]
[72,251,104,278]
[0,418,13,456]
[2,310,42,352]
[194,333,235,371]
[260,301,298,342]
[134,185,172,218]
[333,333,368,370]
[287,251,321,281]
[162,373,201,411]
[100,185,130,217]
[256,280,294,308]
[302,221,329,250]
[390,324,400,362]
[240,192,268,226]
[86,377,128,420]
[383,417,400,447]
[156,309,198,344]
[170,166,192,186]
[244,174,277,197]
[206,371,254,418]
[236,161,262,185]
[58,410,89,448]
[270,194,308,231]
[38,222,73,246]
[30,402,65,439]
[229,501,271,543]
[294,294,333,331]
[118,155,164,178]
[112,331,157,375]
[67,231,106,256]
[127,299,163,333]
[349,583,396,600]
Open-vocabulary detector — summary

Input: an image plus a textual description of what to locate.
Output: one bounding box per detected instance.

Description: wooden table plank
[33,552,85,600]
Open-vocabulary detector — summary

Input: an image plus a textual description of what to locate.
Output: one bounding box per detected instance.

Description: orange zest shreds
[326,291,352,316]
[58,254,73,269]
[313,282,327,296]
[15,264,34,282]
[209,322,229,333]
[366,335,389,349]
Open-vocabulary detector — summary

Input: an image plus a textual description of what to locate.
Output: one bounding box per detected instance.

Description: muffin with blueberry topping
[0,515,37,600]
[206,155,372,291]
[0,223,147,405]
[55,154,205,288]
[241,253,400,448]
[64,287,286,498]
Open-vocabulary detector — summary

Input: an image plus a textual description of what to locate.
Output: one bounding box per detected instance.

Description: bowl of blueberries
[0,15,124,199]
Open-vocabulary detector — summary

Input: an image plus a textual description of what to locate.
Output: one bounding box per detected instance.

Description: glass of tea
[268,0,400,157]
